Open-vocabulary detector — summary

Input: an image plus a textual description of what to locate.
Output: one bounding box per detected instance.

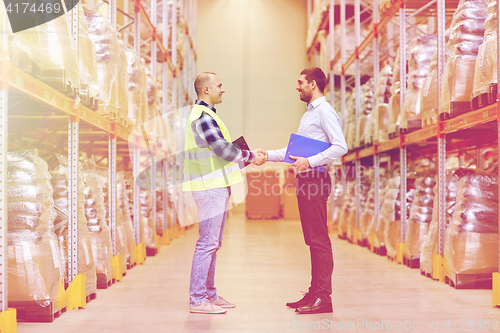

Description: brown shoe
[211,296,236,308]
[190,300,227,314]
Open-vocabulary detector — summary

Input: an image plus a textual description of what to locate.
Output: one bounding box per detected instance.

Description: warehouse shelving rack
[307,0,500,306]
[0,0,197,326]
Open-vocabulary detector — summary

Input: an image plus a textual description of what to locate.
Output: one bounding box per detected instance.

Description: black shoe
[286,293,315,308]
[295,298,333,314]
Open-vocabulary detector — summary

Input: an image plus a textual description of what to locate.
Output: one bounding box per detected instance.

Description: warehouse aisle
[18,208,498,333]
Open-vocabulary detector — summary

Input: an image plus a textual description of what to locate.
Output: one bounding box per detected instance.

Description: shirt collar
[306,96,326,111]
[195,100,217,113]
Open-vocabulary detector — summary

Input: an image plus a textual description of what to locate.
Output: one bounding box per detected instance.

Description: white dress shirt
[267,96,348,168]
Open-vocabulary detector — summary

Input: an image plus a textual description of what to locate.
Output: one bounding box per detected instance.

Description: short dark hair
[300,67,327,93]
[194,72,217,96]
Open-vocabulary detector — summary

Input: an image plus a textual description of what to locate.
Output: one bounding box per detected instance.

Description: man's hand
[289,155,310,172]
[253,149,268,166]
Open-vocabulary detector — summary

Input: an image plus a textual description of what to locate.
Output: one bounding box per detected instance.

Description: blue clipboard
[284,133,331,171]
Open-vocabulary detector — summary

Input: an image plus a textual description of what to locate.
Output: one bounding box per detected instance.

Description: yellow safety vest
[182,104,243,191]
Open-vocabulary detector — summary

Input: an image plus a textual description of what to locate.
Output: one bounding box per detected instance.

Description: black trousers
[296,170,333,302]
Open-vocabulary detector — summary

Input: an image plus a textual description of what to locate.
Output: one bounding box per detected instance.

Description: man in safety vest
[183,72,266,314]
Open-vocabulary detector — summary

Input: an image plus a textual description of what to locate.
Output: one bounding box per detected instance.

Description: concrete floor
[18,209,500,333]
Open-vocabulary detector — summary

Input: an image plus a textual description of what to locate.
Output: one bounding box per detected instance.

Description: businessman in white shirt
[257,67,348,314]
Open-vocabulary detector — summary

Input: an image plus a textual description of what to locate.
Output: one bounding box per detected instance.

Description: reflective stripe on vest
[182,104,243,191]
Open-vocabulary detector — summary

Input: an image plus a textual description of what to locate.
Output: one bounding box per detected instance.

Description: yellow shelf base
[160,229,172,245]
[112,255,123,281]
[493,272,500,306]
[352,228,358,244]
[154,234,161,253]
[396,242,404,264]
[67,274,87,310]
[0,308,17,333]
[432,254,444,282]
[55,278,67,311]
[136,243,146,265]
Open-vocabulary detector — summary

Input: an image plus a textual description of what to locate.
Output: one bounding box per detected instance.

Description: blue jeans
[189,187,230,307]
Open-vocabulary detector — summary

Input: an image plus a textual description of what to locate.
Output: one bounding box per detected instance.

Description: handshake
[252,149,268,166]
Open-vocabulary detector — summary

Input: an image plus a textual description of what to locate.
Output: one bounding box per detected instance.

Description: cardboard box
[282,185,300,220]
[245,170,281,219]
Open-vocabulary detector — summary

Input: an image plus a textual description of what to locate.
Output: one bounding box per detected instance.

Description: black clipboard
[233,136,251,168]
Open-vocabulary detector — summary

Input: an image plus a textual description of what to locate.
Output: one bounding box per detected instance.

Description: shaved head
[194,72,217,97]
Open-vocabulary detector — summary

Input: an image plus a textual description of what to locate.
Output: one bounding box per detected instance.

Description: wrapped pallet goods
[404,174,436,263]
[387,48,403,136]
[117,172,137,269]
[97,168,127,275]
[118,40,130,124]
[384,174,416,259]
[345,92,356,149]
[444,171,499,287]
[400,35,437,133]
[337,181,355,239]
[355,78,375,147]
[49,154,96,297]
[127,51,148,127]
[359,182,375,244]
[13,13,79,94]
[331,22,373,76]
[86,11,120,118]
[82,160,113,288]
[472,0,498,109]
[371,64,393,143]
[420,49,439,128]
[306,0,329,49]
[440,0,488,118]
[140,189,156,251]
[420,170,461,276]
[378,175,400,253]
[7,150,65,311]
[329,176,345,233]
[78,6,98,107]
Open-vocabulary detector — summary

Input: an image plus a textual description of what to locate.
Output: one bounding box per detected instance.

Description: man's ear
[310,80,317,90]
[203,85,210,94]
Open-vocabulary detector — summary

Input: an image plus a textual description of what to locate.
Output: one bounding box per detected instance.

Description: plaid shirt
[192,100,255,163]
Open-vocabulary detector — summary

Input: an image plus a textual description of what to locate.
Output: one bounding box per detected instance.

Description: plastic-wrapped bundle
[440,0,488,117]
[127,51,148,127]
[444,171,499,286]
[347,176,371,242]
[117,40,130,124]
[355,79,375,147]
[140,189,156,250]
[400,35,437,131]
[404,174,436,261]
[337,181,355,239]
[420,49,439,128]
[331,22,373,76]
[378,175,400,250]
[85,11,120,117]
[344,92,356,149]
[82,160,113,288]
[472,0,498,108]
[329,177,345,232]
[142,67,159,137]
[13,14,79,93]
[97,168,127,275]
[359,183,375,243]
[420,170,461,275]
[306,0,329,48]
[371,64,393,143]
[7,150,64,308]
[78,6,98,105]
[49,154,97,295]
[387,48,403,135]
[384,175,416,258]
[117,172,137,268]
